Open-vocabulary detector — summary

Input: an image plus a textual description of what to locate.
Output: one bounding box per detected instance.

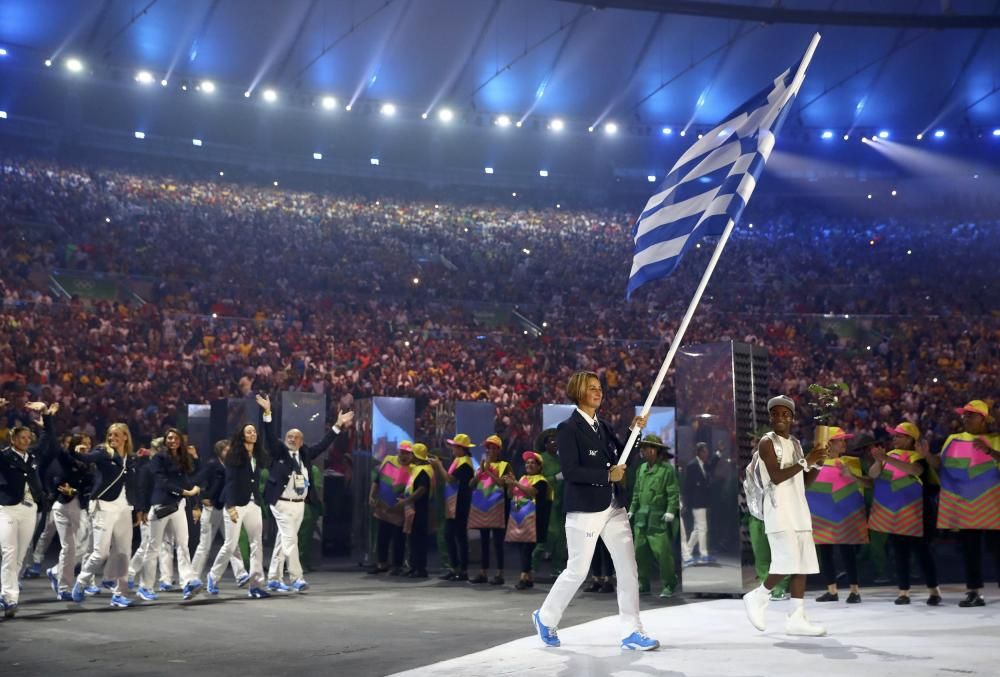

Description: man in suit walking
[257,394,352,593]
[532,371,659,652]
[681,442,718,565]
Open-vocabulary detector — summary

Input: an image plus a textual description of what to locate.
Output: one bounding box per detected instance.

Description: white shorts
[767,530,819,575]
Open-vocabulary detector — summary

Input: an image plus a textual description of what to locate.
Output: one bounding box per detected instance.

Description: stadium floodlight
[992,128,1000,137]
[821,130,834,139]
[134,131,145,140]
[313,152,322,160]
[262,89,278,103]
[380,103,396,117]
[200,80,216,94]
[321,96,337,110]
[515,121,523,128]
[243,91,251,98]
[604,121,618,135]
[661,127,673,136]
[192,138,202,147]
[0,111,7,119]
[65,57,84,73]
[539,170,549,177]
[44,59,52,67]
[135,70,154,85]
[933,129,945,138]
[549,118,564,132]
[647,175,656,183]
[843,134,849,141]
[370,158,380,166]
[273,181,279,186]
[878,130,889,139]
[511,192,517,197]
[679,130,686,137]
[891,189,897,196]
[495,114,511,127]
[437,108,454,123]
[916,133,923,140]
[484,167,494,174]
[218,171,224,176]
[0,48,7,57]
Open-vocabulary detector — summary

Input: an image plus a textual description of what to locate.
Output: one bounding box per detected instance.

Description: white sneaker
[743,587,769,631]
[785,606,826,636]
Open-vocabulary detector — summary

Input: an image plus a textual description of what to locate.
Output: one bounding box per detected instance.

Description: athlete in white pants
[1,407,53,617]
[28,509,57,573]
[209,502,265,593]
[532,371,659,651]
[191,504,248,582]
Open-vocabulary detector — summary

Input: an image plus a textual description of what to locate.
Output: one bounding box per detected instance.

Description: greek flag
[627,50,812,299]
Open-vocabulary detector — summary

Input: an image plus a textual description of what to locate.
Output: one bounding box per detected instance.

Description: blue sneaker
[24,563,42,578]
[267,580,291,593]
[248,587,271,599]
[101,579,115,591]
[57,591,75,602]
[236,573,251,588]
[291,579,309,592]
[3,601,17,618]
[206,574,220,595]
[71,582,86,603]
[682,558,697,568]
[137,587,159,602]
[621,632,660,651]
[699,555,717,564]
[109,594,132,608]
[47,568,59,594]
[84,585,100,596]
[158,582,174,593]
[182,579,203,600]
[532,610,560,647]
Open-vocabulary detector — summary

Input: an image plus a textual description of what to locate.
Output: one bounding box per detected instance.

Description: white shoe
[785,606,826,636]
[743,587,769,631]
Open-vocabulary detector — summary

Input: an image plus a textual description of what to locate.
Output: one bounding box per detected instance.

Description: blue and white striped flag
[627,51,811,299]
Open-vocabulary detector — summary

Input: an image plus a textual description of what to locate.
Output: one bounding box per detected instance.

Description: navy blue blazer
[149,451,200,507]
[46,447,93,508]
[556,409,638,514]
[223,450,263,508]
[198,456,226,509]
[262,416,340,506]
[77,446,138,506]
[0,416,54,507]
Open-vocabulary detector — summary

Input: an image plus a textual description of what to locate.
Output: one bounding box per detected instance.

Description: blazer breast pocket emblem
[589,449,599,456]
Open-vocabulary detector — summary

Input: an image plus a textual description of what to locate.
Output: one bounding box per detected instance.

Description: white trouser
[32,508,58,564]
[76,510,92,567]
[209,503,264,588]
[0,502,39,605]
[538,505,643,640]
[268,499,306,582]
[130,521,176,584]
[129,522,152,579]
[51,498,83,592]
[681,508,709,560]
[77,496,132,595]
[191,506,248,580]
[143,500,196,588]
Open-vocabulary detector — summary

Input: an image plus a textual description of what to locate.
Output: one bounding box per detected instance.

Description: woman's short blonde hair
[106,422,133,457]
[566,371,600,405]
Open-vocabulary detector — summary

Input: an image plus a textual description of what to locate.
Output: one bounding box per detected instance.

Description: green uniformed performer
[628,434,680,598]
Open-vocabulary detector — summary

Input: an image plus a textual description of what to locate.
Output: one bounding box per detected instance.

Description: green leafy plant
[807,383,849,423]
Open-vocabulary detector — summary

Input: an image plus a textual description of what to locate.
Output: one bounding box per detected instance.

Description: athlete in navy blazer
[534,370,660,652]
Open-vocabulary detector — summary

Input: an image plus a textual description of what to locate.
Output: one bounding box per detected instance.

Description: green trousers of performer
[532,483,566,574]
[748,515,789,597]
[858,528,890,581]
[298,504,319,573]
[635,522,678,592]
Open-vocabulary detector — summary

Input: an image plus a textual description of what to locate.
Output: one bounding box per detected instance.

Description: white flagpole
[617,32,821,468]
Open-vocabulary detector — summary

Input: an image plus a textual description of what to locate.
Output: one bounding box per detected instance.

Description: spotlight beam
[632,23,761,112]
[919,19,994,137]
[518,5,588,125]
[424,0,501,117]
[295,0,398,81]
[247,0,318,98]
[165,0,222,85]
[467,9,588,103]
[591,13,664,132]
[799,30,928,114]
[274,0,321,82]
[51,1,109,61]
[844,26,909,138]
[349,0,415,110]
[100,0,160,59]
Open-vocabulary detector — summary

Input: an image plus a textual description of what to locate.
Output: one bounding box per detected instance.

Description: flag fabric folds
[627,54,809,299]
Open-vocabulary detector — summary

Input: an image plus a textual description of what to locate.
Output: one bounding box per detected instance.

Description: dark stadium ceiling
[2,0,999,133]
